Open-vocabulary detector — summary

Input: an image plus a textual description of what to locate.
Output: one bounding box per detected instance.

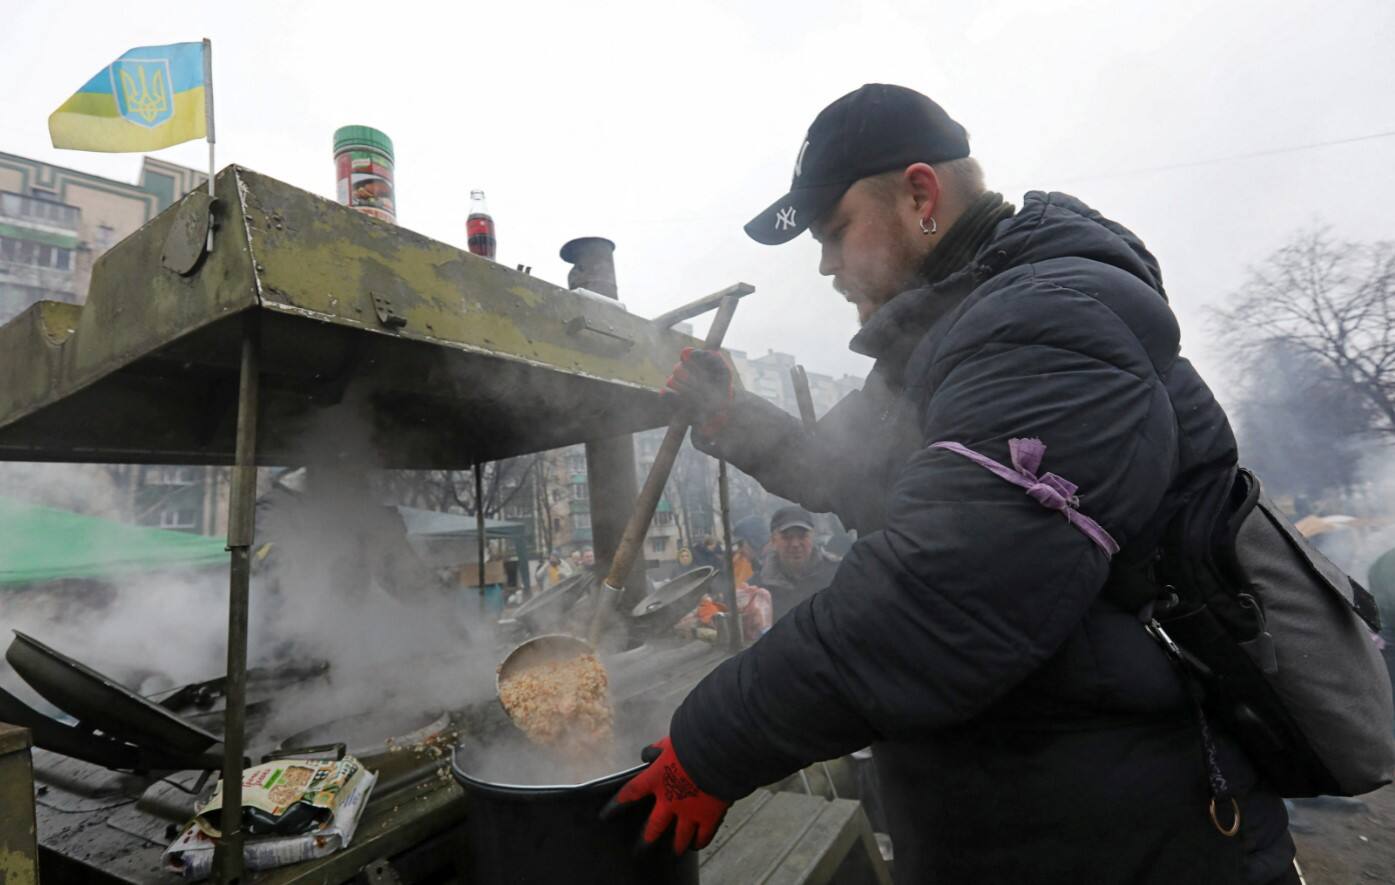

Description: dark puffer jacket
[676,192,1294,884]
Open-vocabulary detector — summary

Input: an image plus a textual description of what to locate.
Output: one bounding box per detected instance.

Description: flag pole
[203,37,215,251]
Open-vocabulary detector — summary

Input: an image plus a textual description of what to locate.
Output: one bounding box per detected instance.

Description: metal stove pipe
[562,237,647,614]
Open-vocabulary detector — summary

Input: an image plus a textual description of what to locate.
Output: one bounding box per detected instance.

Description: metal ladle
[497,284,751,729]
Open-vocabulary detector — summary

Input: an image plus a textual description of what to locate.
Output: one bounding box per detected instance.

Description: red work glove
[601,737,732,854]
[663,347,734,437]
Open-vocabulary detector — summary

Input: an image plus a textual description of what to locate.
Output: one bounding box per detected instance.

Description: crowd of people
[531,545,595,592]
[530,504,844,617]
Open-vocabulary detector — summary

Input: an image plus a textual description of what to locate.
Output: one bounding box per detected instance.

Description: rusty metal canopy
[0,166,703,468]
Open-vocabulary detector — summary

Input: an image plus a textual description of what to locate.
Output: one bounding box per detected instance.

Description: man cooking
[608,84,1295,883]
[755,505,840,621]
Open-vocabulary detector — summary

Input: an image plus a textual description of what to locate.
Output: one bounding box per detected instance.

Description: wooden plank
[699,791,826,884]
[765,800,891,885]
[701,789,776,861]
[763,800,860,885]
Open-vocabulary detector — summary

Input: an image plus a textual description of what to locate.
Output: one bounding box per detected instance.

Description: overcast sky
[6,0,1394,397]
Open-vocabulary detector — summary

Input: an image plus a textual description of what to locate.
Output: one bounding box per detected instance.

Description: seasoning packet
[162,756,376,881]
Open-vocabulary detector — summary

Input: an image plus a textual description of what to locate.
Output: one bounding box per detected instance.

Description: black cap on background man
[745,83,970,245]
[770,505,816,535]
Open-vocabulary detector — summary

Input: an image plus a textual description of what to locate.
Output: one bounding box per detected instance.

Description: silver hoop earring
[920,217,937,236]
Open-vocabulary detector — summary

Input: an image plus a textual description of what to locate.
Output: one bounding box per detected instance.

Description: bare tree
[724,464,780,528]
[376,456,540,519]
[1228,340,1368,508]
[533,453,558,554]
[1215,230,1395,435]
[666,442,715,549]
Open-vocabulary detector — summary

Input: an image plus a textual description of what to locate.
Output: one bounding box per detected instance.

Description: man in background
[693,537,724,572]
[533,551,573,592]
[755,506,840,620]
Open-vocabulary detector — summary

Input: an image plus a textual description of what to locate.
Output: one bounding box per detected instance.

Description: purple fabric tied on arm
[930,438,1121,557]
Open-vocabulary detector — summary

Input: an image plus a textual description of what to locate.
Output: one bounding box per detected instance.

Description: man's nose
[818,242,837,277]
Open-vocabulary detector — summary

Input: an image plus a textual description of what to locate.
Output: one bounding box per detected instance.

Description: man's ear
[903,163,942,222]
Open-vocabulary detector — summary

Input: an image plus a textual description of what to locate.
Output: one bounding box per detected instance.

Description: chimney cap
[560,236,616,264]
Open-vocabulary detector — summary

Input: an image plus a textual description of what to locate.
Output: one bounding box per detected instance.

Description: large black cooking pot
[450,745,698,884]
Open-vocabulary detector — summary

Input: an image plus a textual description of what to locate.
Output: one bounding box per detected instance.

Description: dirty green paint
[507,284,542,308]
[0,724,39,885]
[0,847,38,885]
[0,164,258,428]
[236,166,696,389]
[34,301,80,345]
[0,165,729,467]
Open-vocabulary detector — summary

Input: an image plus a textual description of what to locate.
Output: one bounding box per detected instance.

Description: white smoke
[0,462,125,518]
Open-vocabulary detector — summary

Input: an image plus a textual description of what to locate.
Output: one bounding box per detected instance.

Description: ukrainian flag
[49,42,208,153]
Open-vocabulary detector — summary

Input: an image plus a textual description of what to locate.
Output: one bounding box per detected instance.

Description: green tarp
[0,496,227,585]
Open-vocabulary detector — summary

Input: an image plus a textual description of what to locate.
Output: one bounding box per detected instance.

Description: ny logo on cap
[775,207,798,230]
[793,139,809,180]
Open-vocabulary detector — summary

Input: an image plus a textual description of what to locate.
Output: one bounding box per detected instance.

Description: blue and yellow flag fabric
[49,42,208,152]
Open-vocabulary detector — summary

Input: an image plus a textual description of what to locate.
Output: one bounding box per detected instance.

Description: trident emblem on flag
[112,59,172,127]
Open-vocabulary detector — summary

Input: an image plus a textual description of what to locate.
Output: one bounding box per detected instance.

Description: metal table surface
[0,163,746,882]
[0,165,707,468]
[31,743,465,885]
[25,636,732,884]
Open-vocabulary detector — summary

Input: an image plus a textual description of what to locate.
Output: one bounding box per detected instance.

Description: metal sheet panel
[0,166,702,467]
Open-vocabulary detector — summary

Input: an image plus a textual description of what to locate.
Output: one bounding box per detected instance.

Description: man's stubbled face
[773,527,813,575]
[812,178,925,324]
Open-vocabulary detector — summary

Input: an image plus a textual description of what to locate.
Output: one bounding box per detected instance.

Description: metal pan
[496,633,595,692]
[628,566,717,635]
[507,571,596,635]
[6,630,219,755]
[0,683,141,769]
[151,659,330,711]
[0,683,225,771]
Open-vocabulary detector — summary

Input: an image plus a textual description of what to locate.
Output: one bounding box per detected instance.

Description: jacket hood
[979,192,1167,300]
[852,192,1166,366]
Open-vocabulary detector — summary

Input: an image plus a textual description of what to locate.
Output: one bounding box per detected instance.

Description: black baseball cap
[770,506,815,534]
[745,84,970,245]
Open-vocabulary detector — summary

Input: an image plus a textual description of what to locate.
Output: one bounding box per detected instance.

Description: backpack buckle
[1145,619,1183,663]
